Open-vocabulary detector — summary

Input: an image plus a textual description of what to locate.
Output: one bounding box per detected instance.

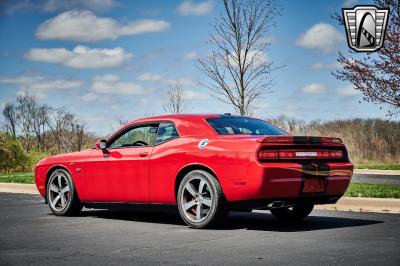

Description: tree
[333,0,399,116]
[2,102,17,138]
[163,86,188,114]
[197,0,281,115]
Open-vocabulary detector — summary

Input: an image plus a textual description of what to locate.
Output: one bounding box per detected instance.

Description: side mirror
[96,139,107,150]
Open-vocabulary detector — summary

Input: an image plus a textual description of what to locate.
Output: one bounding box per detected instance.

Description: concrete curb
[0,183,39,195]
[1,183,399,214]
[353,169,400,175]
[315,197,400,214]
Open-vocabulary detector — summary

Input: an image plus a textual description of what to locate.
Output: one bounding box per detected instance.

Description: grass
[345,183,400,198]
[0,172,34,184]
[354,165,400,170]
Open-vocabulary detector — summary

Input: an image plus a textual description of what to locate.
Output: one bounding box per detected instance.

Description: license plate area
[302,177,325,193]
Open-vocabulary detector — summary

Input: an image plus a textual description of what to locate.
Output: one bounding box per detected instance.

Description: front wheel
[46,169,82,216]
[270,204,314,221]
[177,170,228,229]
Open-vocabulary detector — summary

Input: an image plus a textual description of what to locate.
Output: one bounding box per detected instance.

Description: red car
[35,114,353,228]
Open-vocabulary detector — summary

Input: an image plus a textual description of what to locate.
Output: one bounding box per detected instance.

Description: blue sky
[0,0,390,135]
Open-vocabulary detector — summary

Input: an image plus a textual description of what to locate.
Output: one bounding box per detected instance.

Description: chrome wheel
[180,174,213,223]
[48,172,70,212]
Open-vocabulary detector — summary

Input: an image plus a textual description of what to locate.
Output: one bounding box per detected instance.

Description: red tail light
[259,149,343,160]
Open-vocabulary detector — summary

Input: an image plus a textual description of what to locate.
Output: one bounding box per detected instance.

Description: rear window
[206,117,287,136]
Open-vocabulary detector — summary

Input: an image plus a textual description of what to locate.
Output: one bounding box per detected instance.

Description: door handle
[139,152,149,157]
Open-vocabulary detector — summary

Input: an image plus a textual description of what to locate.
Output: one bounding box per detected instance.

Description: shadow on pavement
[79,209,383,232]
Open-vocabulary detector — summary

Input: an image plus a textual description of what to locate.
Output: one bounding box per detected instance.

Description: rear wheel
[46,169,82,216]
[177,170,228,229]
[270,204,314,221]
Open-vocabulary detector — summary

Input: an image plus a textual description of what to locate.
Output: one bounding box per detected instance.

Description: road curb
[1,183,399,214]
[353,169,400,175]
[0,183,39,195]
[315,197,400,214]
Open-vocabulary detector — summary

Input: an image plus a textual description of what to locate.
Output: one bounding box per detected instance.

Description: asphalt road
[1,193,399,265]
[352,173,400,185]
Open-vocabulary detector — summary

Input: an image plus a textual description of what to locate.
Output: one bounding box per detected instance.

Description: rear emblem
[296,152,317,157]
[198,139,209,149]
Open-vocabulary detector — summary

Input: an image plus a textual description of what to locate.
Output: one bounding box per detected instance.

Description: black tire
[270,203,314,221]
[46,169,82,216]
[177,170,228,229]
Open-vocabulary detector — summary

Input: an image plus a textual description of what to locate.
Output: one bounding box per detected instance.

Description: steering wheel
[132,140,148,146]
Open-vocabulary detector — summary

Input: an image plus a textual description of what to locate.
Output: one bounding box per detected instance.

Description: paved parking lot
[0,193,399,265]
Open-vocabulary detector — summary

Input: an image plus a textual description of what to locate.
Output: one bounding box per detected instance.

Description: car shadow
[78,209,383,232]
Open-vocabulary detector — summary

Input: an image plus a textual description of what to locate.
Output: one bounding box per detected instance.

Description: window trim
[205,116,288,136]
[106,120,180,150]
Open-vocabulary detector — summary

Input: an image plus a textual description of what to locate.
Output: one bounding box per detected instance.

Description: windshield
[206,116,287,136]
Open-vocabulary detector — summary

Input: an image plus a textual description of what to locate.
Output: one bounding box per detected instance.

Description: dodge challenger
[34,114,353,228]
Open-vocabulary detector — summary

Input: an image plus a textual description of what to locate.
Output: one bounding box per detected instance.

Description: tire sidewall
[177,170,220,228]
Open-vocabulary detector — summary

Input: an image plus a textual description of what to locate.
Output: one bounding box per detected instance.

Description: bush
[0,132,29,172]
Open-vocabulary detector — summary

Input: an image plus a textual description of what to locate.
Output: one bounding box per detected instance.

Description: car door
[84,123,158,202]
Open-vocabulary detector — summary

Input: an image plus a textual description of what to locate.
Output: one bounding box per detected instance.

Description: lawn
[355,165,400,170]
[345,183,400,199]
[0,172,34,184]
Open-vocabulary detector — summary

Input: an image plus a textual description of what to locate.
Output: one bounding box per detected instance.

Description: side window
[155,122,179,144]
[108,124,158,149]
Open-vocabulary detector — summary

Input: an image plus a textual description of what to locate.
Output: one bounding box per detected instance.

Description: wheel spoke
[49,184,59,193]
[52,195,60,207]
[60,195,66,207]
[196,204,202,220]
[198,180,206,194]
[202,198,212,207]
[61,186,69,194]
[57,175,62,189]
[183,200,197,210]
[185,183,198,197]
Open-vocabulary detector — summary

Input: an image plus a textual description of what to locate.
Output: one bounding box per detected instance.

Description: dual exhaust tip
[268,197,339,209]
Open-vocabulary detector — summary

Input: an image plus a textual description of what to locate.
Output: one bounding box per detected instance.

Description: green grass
[355,165,400,170]
[0,172,34,184]
[345,183,400,198]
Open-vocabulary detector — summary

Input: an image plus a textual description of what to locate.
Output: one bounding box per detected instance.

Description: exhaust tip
[271,201,286,208]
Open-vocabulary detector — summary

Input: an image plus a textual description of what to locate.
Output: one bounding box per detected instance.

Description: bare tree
[197,0,281,115]
[163,86,188,114]
[2,102,17,138]
[16,94,37,152]
[333,0,399,116]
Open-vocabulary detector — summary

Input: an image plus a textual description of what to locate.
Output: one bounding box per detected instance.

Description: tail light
[259,149,344,160]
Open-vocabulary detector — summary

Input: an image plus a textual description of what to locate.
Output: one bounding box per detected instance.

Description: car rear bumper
[223,162,353,203]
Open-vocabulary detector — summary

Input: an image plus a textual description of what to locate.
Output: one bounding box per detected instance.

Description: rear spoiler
[258,136,343,145]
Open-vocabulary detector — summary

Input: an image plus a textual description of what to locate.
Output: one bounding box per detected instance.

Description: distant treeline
[267,116,400,165]
[1,94,97,172]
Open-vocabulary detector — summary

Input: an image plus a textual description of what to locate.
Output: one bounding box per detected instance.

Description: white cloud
[178,0,213,16]
[1,0,118,13]
[311,61,342,70]
[296,23,344,53]
[343,0,358,7]
[300,83,328,94]
[36,10,170,42]
[337,85,361,96]
[0,75,82,98]
[91,74,152,95]
[184,51,197,60]
[25,46,132,69]
[136,72,196,87]
[227,50,269,68]
[182,90,209,100]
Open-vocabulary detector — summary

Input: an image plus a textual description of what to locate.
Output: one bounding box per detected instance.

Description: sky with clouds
[0,0,391,136]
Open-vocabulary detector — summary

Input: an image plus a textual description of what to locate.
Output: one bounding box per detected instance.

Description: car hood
[37,149,94,166]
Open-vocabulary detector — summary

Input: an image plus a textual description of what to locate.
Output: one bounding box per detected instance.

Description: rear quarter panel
[149,136,258,203]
